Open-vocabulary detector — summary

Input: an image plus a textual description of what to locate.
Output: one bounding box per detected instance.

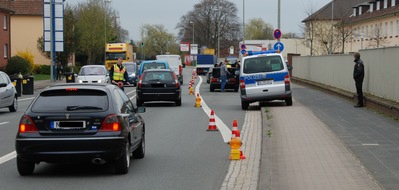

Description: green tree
[245,18,274,40]
[140,24,179,59]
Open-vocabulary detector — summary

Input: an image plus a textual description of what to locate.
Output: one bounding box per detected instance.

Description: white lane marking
[17,97,35,101]
[0,122,9,125]
[0,151,16,165]
[195,76,231,143]
[362,143,379,146]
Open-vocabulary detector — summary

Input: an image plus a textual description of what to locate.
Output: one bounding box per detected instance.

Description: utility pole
[243,0,245,45]
[217,0,220,58]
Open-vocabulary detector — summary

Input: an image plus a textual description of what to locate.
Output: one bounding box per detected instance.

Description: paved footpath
[267,100,380,190]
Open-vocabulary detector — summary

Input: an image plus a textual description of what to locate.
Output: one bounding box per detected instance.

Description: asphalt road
[0,68,246,190]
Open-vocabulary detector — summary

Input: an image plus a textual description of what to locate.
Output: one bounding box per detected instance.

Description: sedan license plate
[51,121,86,130]
[257,80,273,85]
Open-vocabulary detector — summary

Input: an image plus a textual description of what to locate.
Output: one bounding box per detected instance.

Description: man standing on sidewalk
[353,52,365,107]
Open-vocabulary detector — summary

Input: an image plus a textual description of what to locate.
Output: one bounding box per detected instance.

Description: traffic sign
[274,29,282,39]
[241,44,246,50]
[241,49,247,55]
[273,42,284,52]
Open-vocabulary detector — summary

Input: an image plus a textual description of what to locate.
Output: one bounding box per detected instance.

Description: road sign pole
[50,0,56,82]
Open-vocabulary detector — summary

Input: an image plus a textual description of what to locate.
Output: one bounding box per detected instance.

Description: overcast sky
[67,0,331,41]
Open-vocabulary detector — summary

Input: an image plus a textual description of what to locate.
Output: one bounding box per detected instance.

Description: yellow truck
[105,43,134,70]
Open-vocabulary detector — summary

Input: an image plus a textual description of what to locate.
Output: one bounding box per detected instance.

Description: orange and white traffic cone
[188,83,192,89]
[231,119,240,139]
[189,86,194,95]
[207,110,218,131]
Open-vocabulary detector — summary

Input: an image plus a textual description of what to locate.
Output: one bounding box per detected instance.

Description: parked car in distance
[76,65,110,83]
[122,62,137,86]
[137,60,170,79]
[156,54,184,84]
[136,69,181,106]
[15,83,146,175]
[239,52,292,110]
[0,71,18,112]
[209,67,239,92]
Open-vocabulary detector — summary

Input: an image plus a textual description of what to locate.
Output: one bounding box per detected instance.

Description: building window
[377,1,381,10]
[4,44,8,58]
[384,0,388,8]
[370,25,373,37]
[392,0,396,6]
[3,15,7,30]
[366,26,369,37]
[391,21,394,36]
[370,3,374,12]
[385,22,388,37]
[396,20,399,36]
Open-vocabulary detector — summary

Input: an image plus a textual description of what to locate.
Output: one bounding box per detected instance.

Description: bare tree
[176,0,241,55]
[140,24,177,58]
[301,5,317,56]
[368,24,389,48]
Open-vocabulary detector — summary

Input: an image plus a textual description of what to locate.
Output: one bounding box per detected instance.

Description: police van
[239,51,292,110]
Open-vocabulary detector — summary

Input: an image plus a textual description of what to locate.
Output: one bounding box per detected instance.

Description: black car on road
[136,69,181,106]
[15,83,146,175]
[209,67,239,92]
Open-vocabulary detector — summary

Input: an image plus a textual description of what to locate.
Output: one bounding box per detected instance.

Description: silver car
[76,65,110,83]
[0,71,18,112]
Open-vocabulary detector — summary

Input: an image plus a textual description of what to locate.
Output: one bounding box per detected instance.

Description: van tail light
[284,75,291,85]
[179,65,182,76]
[100,114,121,131]
[173,73,179,88]
[239,79,245,89]
[19,116,38,133]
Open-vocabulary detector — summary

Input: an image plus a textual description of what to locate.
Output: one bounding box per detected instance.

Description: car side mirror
[287,65,293,70]
[0,83,7,88]
[136,106,146,113]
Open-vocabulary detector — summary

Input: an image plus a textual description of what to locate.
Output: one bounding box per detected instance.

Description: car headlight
[130,73,136,78]
[77,78,83,83]
[97,79,104,83]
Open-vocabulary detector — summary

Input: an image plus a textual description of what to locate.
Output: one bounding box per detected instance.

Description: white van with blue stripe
[239,51,292,110]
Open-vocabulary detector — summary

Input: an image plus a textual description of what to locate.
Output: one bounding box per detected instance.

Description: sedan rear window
[143,63,166,70]
[32,89,108,112]
[143,71,173,82]
[243,56,283,74]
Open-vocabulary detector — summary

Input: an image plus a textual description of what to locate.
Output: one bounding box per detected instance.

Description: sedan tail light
[19,116,38,133]
[179,65,182,76]
[173,73,179,88]
[100,114,121,131]
[211,78,219,83]
[138,73,145,88]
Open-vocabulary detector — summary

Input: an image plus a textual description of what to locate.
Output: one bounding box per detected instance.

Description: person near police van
[353,52,364,107]
[109,57,130,91]
[220,60,231,92]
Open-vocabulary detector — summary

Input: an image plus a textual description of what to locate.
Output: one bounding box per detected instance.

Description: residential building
[0,2,13,69]
[303,0,399,54]
[0,0,49,66]
[347,0,399,51]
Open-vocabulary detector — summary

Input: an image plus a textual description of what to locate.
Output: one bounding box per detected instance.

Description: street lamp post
[190,21,194,44]
[104,0,111,63]
[153,44,163,55]
[216,1,221,58]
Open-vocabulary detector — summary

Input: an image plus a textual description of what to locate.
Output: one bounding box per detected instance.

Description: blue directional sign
[274,42,284,52]
[274,29,282,39]
[241,49,247,55]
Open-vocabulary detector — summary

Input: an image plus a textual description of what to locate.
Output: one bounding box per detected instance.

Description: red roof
[0,0,43,16]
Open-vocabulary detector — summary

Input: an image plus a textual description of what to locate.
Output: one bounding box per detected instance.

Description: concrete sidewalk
[258,84,382,190]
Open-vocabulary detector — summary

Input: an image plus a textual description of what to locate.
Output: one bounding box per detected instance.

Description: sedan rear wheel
[8,96,17,112]
[133,133,145,159]
[114,142,130,174]
[175,98,182,106]
[136,99,143,106]
[17,157,35,175]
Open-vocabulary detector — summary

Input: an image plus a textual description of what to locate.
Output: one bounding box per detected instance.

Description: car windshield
[31,89,108,112]
[143,71,173,82]
[143,63,166,70]
[243,56,283,74]
[79,67,107,75]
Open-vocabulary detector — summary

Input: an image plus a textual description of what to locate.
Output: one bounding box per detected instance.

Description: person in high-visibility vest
[109,57,130,91]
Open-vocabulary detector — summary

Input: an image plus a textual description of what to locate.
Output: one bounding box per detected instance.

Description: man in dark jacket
[353,52,365,107]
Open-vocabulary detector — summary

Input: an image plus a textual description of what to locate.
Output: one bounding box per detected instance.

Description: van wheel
[241,101,249,110]
[210,86,215,92]
[17,157,35,175]
[285,97,293,106]
[9,96,17,112]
